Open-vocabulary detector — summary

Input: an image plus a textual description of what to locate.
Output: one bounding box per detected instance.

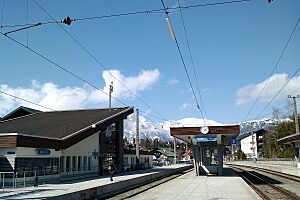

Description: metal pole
[109,81,113,110]
[23,172,25,188]
[232,144,234,161]
[288,95,299,133]
[136,109,140,164]
[174,138,176,164]
[186,142,188,159]
[2,174,4,191]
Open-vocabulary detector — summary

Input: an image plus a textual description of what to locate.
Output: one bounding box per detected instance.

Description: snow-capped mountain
[124,114,292,142]
[239,118,292,135]
[124,115,224,142]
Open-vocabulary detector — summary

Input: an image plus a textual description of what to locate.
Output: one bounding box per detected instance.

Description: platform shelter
[278,132,300,168]
[171,125,239,175]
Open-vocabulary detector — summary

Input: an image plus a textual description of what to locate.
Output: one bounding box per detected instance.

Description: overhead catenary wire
[0,0,255,125]
[32,0,169,122]
[245,16,300,119]
[177,0,208,123]
[0,90,55,111]
[0,31,167,123]
[0,0,253,29]
[0,32,122,105]
[160,0,206,125]
[255,66,300,119]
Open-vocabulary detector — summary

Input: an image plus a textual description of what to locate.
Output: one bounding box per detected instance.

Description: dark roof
[277,132,300,144]
[1,106,41,121]
[0,107,133,139]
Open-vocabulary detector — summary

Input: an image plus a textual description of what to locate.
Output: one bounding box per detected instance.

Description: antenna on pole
[109,81,113,110]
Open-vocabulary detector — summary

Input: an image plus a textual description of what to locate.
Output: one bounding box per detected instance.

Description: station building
[171,125,239,175]
[0,106,134,177]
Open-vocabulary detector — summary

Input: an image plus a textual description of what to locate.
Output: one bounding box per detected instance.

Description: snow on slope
[124,114,224,142]
[124,114,292,141]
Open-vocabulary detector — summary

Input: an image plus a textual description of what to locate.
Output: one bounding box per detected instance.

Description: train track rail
[227,163,300,183]
[230,165,300,200]
[104,168,194,200]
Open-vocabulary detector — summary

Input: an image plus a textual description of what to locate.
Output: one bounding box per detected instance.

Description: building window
[83,156,87,171]
[72,156,76,171]
[78,156,82,171]
[15,158,59,176]
[88,156,91,170]
[60,156,64,172]
[124,156,128,165]
[66,156,71,172]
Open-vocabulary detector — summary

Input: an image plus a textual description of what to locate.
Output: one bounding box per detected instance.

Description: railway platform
[0,164,192,200]
[230,161,300,178]
[130,165,261,200]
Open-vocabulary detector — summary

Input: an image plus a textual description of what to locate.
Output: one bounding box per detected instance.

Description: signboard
[36,149,51,155]
[193,136,217,142]
[231,139,237,145]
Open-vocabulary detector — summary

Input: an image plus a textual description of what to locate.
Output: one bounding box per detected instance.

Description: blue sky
[0,0,299,124]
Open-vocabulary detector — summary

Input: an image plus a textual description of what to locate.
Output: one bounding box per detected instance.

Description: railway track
[104,168,194,200]
[227,163,300,183]
[230,165,300,200]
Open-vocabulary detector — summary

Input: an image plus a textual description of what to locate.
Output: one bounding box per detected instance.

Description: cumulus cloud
[0,69,160,116]
[235,73,300,106]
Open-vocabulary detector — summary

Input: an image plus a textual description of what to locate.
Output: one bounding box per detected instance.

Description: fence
[0,163,150,190]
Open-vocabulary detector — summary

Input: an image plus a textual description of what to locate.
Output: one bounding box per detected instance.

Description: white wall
[124,154,153,167]
[241,134,257,158]
[0,147,16,156]
[61,132,99,172]
[16,147,61,157]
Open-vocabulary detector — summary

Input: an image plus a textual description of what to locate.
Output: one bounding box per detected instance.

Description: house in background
[236,129,276,159]
[0,106,133,183]
[123,149,153,169]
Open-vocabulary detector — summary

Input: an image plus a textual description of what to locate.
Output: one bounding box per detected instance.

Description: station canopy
[170,125,240,146]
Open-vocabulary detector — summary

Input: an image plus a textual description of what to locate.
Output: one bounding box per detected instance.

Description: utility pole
[251,122,256,160]
[186,142,188,160]
[136,109,140,164]
[288,95,300,133]
[173,138,176,164]
[109,81,113,110]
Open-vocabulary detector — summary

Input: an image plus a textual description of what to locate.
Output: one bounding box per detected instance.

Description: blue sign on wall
[36,149,51,155]
[231,139,237,145]
[193,136,217,142]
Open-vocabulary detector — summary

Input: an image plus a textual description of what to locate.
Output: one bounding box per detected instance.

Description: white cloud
[0,69,160,116]
[166,78,179,86]
[235,73,300,106]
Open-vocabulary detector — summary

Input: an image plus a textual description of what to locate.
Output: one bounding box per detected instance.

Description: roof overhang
[170,125,240,146]
[277,132,300,144]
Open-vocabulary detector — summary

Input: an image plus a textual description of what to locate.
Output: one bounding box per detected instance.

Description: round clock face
[200,126,209,134]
